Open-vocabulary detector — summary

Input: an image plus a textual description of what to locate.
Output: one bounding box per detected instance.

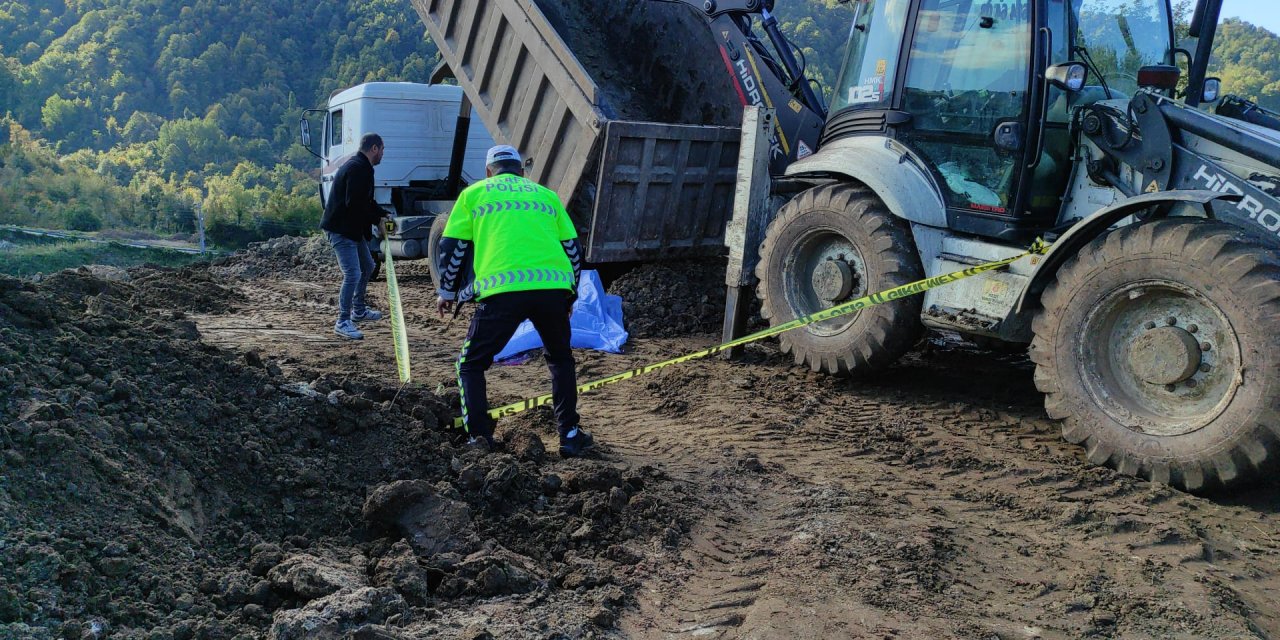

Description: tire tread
[1032,219,1280,491]
[755,183,923,375]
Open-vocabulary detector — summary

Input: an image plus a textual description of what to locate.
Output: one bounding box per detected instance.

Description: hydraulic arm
[655,0,827,173]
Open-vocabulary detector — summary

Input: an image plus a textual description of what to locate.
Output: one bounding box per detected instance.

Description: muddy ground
[3,240,1280,639]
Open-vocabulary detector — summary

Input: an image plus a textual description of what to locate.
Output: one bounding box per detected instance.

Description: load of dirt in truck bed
[0,270,694,638]
[532,0,742,125]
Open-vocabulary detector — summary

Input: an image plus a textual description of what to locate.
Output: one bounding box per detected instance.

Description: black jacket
[320,153,382,241]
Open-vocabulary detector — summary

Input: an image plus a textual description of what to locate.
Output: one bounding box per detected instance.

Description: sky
[1222,0,1280,36]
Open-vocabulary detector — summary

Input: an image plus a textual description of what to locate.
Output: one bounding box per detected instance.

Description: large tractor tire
[755,184,924,374]
[1031,219,1280,491]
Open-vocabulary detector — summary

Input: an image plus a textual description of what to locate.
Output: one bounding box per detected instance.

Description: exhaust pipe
[1186,0,1223,108]
[444,95,472,199]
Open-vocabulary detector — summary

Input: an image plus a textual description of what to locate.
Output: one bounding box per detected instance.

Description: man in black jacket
[321,133,387,340]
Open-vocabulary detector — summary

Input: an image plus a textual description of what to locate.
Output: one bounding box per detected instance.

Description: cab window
[898,0,1032,213]
[830,0,912,112]
[329,109,343,151]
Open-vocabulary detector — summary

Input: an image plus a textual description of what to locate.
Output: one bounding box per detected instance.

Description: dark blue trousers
[457,289,580,439]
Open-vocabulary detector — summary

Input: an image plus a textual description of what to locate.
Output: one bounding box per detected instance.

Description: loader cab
[825,0,1174,241]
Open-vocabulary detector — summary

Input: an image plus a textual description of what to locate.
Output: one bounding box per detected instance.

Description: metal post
[195,202,206,253]
[721,106,776,359]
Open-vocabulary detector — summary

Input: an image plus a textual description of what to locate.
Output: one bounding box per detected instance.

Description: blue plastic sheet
[495,270,628,361]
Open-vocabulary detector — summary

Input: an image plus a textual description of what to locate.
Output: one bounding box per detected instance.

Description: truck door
[896,0,1035,236]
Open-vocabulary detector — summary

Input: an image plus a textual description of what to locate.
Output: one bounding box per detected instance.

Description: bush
[63,207,103,232]
[207,219,268,249]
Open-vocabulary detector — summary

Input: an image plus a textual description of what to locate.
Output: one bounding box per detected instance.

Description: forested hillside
[0,1,1277,247]
[1209,18,1280,111]
[0,0,438,243]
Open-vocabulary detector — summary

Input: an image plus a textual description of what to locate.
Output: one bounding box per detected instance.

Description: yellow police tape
[452,239,1051,428]
[383,233,412,384]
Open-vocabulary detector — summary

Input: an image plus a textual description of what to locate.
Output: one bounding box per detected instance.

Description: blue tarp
[495,270,628,361]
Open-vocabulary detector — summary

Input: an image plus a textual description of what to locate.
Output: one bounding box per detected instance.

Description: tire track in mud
[195,274,1280,638]
[597,381,934,638]
[592,345,1280,639]
[602,404,782,637]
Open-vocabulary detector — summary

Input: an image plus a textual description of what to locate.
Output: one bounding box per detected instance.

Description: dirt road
[194,253,1280,639]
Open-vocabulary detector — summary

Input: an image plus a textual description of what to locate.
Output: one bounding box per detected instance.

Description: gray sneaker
[334,319,364,340]
[352,308,384,322]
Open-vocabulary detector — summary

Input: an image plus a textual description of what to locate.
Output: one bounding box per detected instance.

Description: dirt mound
[0,271,692,638]
[608,258,729,338]
[211,234,337,280]
[129,264,245,313]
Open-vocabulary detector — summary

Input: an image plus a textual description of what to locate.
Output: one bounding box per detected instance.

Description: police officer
[435,145,593,456]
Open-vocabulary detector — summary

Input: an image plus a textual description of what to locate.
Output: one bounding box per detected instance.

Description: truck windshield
[1072,0,1173,97]
[831,0,912,112]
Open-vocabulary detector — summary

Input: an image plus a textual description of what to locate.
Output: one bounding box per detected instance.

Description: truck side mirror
[1046,62,1088,92]
[1202,77,1222,104]
[299,119,311,148]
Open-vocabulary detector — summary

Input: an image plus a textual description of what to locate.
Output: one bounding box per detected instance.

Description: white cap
[485,145,522,166]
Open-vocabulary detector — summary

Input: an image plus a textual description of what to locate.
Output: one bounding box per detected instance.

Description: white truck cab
[300,82,495,261]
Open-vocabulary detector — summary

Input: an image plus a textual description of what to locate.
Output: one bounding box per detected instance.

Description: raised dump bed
[411,0,746,262]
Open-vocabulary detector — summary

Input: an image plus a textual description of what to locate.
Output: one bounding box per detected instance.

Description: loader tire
[1031,219,1280,491]
[755,184,924,375]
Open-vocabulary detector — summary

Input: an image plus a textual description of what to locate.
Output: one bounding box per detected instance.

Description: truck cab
[301,82,495,261]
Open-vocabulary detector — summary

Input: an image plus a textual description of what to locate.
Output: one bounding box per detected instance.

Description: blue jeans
[327,231,375,322]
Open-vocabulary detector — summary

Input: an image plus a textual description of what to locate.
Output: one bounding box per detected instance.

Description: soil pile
[609,259,730,338]
[129,265,245,314]
[0,271,691,638]
[211,235,337,280]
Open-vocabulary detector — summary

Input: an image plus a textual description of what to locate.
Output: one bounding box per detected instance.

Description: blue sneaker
[352,308,384,322]
[334,319,364,340]
[559,427,594,458]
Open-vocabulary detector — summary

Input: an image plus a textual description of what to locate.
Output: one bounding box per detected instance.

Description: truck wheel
[427,213,474,292]
[755,184,924,374]
[427,214,448,285]
[1031,219,1280,491]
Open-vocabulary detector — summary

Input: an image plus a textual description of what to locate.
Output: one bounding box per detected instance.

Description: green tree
[63,204,103,231]
[0,58,18,114]
[1207,18,1280,111]
[153,115,233,176]
[40,93,95,149]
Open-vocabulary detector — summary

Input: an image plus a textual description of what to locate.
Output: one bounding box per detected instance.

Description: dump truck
[414,0,1280,491]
